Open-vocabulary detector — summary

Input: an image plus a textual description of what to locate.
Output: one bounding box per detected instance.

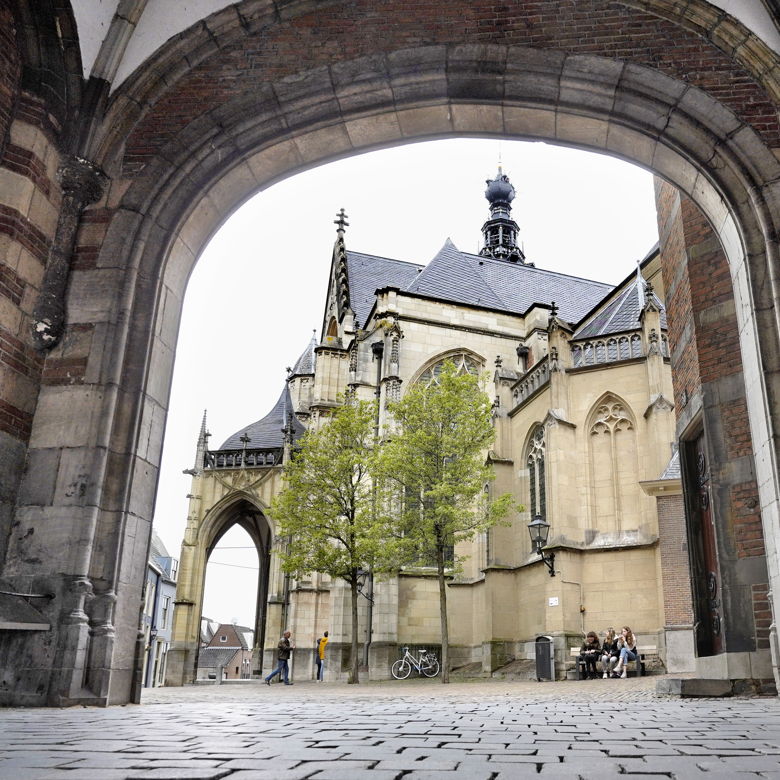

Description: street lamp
[356,569,374,604]
[528,514,556,577]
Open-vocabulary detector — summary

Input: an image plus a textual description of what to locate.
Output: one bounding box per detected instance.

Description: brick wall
[0,0,19,155]
[656,178,768,653]
[122,0,780,176]
[656,494,693,627]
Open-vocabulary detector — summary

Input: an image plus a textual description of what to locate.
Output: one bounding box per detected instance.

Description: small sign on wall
[548,597,559,607]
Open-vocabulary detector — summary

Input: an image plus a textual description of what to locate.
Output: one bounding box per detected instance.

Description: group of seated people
[579,626,637,679]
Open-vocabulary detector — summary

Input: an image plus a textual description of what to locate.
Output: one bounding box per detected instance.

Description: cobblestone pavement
[2,675,780,779]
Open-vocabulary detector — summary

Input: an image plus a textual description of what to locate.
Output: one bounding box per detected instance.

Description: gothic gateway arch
[2,0,780,705]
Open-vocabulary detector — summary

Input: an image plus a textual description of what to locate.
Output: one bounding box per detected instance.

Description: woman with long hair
[599,627,619,678]
[612,625,637,678]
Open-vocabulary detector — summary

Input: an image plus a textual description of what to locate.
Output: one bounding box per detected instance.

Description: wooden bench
[569,645,655,678]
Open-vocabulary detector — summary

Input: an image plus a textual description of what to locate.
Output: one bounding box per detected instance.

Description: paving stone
[226,771,316,780]
[125,770,232,779]
[403,771,493,780]
[3,678,780,779]
[309,770,400,780]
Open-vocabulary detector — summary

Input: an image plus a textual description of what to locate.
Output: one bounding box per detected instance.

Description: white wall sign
[548,597,559,607]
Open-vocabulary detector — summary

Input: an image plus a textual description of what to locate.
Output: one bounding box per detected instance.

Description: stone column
[31,156,107,351]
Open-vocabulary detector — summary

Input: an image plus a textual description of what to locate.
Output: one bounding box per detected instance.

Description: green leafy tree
[379,361,514,683]
[271,398,395,684]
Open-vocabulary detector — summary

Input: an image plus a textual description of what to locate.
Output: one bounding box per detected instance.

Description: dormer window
[219,635,227,643]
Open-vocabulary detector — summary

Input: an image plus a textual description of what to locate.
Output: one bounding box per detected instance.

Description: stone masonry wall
[0,1,62,567]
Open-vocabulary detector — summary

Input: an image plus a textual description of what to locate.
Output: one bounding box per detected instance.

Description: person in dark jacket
[600,627,619,678]
[264,630,295,685]
[578,631,601,679]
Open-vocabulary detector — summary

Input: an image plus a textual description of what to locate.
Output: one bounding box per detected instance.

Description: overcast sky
[152,137,660,630]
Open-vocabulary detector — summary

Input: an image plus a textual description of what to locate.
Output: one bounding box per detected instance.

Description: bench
[569,645,655,679]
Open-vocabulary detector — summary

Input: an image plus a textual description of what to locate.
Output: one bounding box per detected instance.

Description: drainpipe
[364,341,384,669]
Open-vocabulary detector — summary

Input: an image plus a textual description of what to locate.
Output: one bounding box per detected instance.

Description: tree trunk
[349,577,360,684]
[437,544,449,684]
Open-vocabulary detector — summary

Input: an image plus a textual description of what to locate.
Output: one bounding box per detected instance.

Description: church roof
[346,242,611,324]
[289,334,317,377]
[219,385,305,450]
[408,239,506,309]
[572,275,667,340]
[346,251,422,327]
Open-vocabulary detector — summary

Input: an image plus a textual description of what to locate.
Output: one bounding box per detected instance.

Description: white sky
[152,137,660,628]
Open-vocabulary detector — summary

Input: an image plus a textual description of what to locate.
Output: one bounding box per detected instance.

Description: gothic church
[168,170,687,683]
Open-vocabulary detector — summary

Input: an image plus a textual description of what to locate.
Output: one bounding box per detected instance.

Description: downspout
[364,340,384,668]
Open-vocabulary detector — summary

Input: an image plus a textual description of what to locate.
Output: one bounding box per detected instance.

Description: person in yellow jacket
[315,631,328,682]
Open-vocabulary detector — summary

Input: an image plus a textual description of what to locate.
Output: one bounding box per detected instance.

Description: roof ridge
[347,249,423,269]
[462,249,613,288]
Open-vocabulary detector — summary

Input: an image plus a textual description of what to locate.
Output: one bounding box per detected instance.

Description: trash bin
[535,635,554,681]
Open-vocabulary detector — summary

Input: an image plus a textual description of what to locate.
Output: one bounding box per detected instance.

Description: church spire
[479,167,525,264]
[184,410,209,475]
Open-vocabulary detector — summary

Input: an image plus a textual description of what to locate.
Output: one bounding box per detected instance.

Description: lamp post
[528,514,556,577]
[356,568,374,668]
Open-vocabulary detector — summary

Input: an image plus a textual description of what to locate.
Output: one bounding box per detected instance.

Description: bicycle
[391,646,440,679]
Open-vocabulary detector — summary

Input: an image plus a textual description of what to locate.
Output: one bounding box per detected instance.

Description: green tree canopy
[379,360,514,682]
[271,398,397,683]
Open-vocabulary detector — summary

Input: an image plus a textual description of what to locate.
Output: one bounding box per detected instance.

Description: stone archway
[3,1,780,705]
[166,494,273,687]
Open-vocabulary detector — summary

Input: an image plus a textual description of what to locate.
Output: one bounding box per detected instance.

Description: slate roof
[198,646,240,669]
[346,242,612,325]
[572,276,667,340]
[659,449,681,481]
[220,384,305,450]
[290,334,317,377]
[346,251,421,327]
[149,529,170,566]
[408,240,505,310]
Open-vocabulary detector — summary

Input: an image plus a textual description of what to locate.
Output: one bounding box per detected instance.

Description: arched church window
[527,425,546,519]
[417,352,480,388]
[588,396,638,533]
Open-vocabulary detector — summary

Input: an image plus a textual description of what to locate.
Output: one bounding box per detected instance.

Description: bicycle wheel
[391,659,412,680]
[420,656,440,677]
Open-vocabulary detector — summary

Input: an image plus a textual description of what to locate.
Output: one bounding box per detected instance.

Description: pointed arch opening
[586,394,639,536]
[167,496,273,686]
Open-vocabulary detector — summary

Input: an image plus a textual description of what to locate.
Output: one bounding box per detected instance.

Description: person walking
[264,630,294,686]
[315,630,329,682]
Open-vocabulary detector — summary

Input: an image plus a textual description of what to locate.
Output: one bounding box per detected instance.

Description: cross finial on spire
[334,208,349,235]
[239,432,250,450]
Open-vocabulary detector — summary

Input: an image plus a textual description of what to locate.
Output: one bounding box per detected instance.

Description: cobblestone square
[1,676,780,778]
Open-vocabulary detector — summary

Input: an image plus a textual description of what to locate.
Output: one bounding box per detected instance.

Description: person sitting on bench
[578,631,601,679]
[600,627,619,678]
[612,625,637,678]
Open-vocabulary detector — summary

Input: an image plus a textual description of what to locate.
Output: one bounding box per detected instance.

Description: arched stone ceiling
[69,0,780,93]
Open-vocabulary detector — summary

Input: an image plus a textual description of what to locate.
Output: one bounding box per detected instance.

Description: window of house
[160,596,170,629]
[220,635,227,643]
